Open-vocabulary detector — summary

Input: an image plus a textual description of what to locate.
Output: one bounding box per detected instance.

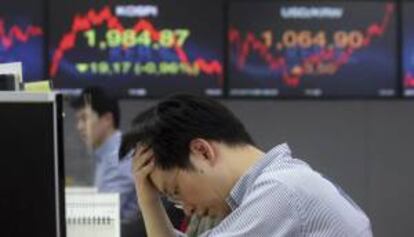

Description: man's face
[75,107,108,149]
[149,155,230,218]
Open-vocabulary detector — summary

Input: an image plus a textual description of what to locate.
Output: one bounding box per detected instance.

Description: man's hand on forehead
[132,144,154,172]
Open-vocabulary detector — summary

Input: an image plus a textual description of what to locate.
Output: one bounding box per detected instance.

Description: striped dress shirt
[175,143,372,237]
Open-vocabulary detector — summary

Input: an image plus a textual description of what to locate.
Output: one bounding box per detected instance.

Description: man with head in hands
[120,94,373,237]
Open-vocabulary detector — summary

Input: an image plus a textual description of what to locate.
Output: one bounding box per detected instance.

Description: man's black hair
[120,94,255,170]
[71,87,120,129]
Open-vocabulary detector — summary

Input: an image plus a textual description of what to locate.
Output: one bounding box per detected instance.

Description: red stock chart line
[404,73,414,87]
[0,18,43,50]
[50,6,223,80]
[229,3,394,87]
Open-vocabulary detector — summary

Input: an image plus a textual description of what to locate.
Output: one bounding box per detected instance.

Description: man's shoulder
[242,158,325,208]
[257,156,313,186]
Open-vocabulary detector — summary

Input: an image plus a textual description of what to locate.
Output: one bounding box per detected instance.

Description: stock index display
[49,0,223,97]
[402,1,414,97]
[0,0,45,82]
[228,1,398,98]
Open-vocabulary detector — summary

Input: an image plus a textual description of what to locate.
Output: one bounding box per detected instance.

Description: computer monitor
[0,0,46,82]
[49,0,224,98]
[402,0,414,97]
[228,0,398,98]
[0,92,66,237]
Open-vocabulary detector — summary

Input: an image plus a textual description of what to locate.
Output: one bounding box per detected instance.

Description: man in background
[71,87,184,236]
[71,87,142,236]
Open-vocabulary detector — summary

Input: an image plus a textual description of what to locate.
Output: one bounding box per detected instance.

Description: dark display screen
[0,101,64,237]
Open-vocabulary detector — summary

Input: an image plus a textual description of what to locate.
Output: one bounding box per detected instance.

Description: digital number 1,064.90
[261,30,365,49]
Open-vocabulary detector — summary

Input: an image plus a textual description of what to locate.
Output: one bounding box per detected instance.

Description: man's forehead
[76,107,96,116]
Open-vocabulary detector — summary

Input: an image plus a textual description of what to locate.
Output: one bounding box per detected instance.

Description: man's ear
[189,138,217,167]
[101,112,115,128]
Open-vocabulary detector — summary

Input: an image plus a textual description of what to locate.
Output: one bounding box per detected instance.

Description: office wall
[63,99,414,237]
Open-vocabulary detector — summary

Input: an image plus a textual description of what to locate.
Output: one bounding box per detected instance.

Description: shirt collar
[94,130,122,159]
[226,143,292,210]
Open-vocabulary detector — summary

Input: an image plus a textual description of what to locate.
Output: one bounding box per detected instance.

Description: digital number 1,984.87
[83,29,190,49]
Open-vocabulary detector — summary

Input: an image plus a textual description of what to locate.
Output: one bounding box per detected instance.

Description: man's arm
[133,145,184,237]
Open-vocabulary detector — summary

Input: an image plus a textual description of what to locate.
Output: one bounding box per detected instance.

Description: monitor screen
[228,0,398,98]
[402,0,414,97]
[49,0,224,97]
[0,93,65,237]
[0,0,45,82]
